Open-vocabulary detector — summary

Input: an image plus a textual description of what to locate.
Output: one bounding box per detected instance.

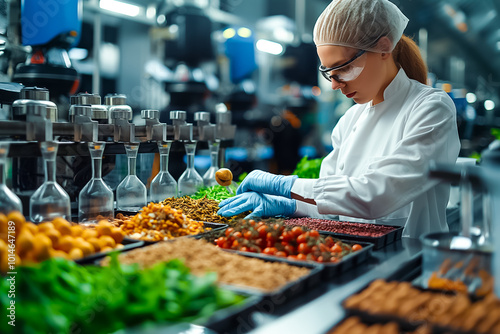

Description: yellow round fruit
[111,227,124,244]
[50,249,68,259]
[96,221,113,237]
[56,235,75,253]
[56,223,72,236]
[73,238,94,257]
[81,229,98,240]
[32,234,52,262]
[115,243,124,249]
[44,228,61,248]
[24,222,38,235]
[99,235,116,248]
[71,225,84,237]
[100,246,113,253]
[16,230,34,257]
[68,248,83,260]
[87,238,101,253]
[37,222,55,233]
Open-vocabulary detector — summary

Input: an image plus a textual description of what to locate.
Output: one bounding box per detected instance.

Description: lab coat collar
[370,68,410,108]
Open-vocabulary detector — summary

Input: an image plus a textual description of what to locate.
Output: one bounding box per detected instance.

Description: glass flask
[0,142,22,214]
[78,142,114,224]
[150,141,177,202]
[203,140,220,187]
[178,141,203,197]
[30,141,71,223]
[116,143,147,211]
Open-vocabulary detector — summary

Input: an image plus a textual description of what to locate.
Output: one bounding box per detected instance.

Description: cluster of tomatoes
[214,219,362,263]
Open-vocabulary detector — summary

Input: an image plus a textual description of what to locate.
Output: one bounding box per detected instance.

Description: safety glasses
[319,50,367,83]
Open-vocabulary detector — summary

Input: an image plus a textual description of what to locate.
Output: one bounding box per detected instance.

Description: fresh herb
[491,128,500,140]
[292,156,325,179]
[0,255,244,334]
[189,185,235,201]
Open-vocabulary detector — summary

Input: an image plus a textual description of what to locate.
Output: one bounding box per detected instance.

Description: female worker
[218,0,460,238]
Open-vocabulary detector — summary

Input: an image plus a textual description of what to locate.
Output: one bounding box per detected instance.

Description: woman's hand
[237,170,298,198]
[217,192,296,218]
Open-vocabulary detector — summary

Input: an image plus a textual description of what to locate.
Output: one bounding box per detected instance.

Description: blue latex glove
[237,170,298,198]
[217,192,296,219]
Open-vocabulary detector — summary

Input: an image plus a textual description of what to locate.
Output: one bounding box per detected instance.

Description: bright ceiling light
[100,0,140,17]
[465,92,477,104]
[484,100,495,111]
[256,39,283,55]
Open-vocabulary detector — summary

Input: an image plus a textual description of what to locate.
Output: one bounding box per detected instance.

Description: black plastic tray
[219,250,324,303]
[75,238,145,265]
[318,224,404,250]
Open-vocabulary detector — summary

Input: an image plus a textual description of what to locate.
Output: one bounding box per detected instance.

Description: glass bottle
[0,142,22,215]
[178,141,203,197]
[116,143,147,211]
[78,142,114,224]
[203,140,220,187]
[30,141,71,223]
[150,141,177,202]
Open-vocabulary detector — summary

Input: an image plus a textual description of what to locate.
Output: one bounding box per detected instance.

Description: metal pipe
[92,0,102,95]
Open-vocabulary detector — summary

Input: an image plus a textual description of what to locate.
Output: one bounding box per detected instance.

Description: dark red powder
[284,218,397,237]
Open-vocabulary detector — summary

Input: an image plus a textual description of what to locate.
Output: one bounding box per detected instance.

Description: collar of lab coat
[370,68,410,108]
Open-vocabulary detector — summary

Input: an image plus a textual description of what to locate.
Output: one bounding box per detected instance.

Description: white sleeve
[311,94,460,219]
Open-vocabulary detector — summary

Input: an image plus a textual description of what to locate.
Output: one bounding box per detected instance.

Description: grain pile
[161,196,247,225]
[101,238,310,292]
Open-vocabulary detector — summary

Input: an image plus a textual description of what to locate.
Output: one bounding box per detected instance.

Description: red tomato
[291,226,303,238]
[225,227,234,237]
[297,243,311,254]
[280,231,292,243]
[275,251,287,257]
[233,231,242,239]
[317,256,325,263]
[232,239,239,248]
[266,232,276,243]
[284,244,295,255]
[248,220,256,226]
[324,236,335,247]
[330,257,339,263]
[296,253,307,261]
[240,246,250,252]
[216,237,226,247]
[244,230,253,239]
[352,244,363,251]
[309,230,320,238]
[257,225,267,238]
[319,243,330,252]
[296,233,307,244]
[331,244,342,253]
[263,247,277,255]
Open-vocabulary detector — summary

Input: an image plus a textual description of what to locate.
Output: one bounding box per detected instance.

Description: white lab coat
[291,69,461,238]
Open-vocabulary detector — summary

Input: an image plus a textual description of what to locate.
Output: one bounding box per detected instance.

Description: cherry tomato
[284,244,295,255]
[275,251,287,257]
[244,230,253,239]
[296,233,307,244]
[324,236,335,247]
[291,226,303,238]
[331,244,342,253]
[225,227,234,237]
[233,231,242,239]
[330,257,339,263]
[352,244,363,251]
[280,231,292,243]
[263,247,277,255]
[240,246,250,252]
[248,220,256,226]
[222,241,231,249]
[257,221,265,226]
[255,238,266,248]
[309,230,320,238]
[287,255,298,260]
[317,256,325,263]
[232,239,239,248]
[319,243,330,252]
[257,225,267,238]
[296,253,307,261]
[216,237,226,247]
[297,243,311,254]
[266,232,276,243]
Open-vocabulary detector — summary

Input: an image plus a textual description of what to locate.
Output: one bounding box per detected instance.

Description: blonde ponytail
[392,35,427,85]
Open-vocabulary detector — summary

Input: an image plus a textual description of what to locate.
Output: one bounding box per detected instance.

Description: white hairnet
[313,0,409,53]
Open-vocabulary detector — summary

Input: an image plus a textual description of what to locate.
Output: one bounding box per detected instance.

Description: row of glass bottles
[0,139,219,223]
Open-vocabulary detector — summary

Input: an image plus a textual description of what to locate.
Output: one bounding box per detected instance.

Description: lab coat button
[352,125,357,132]
[339,162,345,170]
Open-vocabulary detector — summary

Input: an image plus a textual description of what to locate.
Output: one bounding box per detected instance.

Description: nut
[215,168,233,186]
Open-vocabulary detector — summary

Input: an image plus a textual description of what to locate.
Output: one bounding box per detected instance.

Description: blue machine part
[224,27,257,83]
[21,0,82,47]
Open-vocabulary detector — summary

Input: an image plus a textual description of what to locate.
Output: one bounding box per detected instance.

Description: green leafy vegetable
[0,255,244,334]
[189,185,235,201]
[292,156,325,179]
[491,128,500,141]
